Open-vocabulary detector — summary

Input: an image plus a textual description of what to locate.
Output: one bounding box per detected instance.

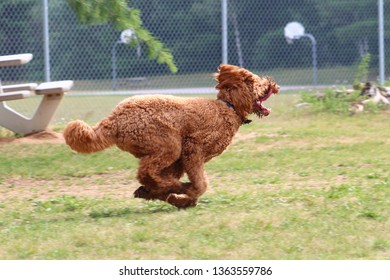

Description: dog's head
[215,64,279,119]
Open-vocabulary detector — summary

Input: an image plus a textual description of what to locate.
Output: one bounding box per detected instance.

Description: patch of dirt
[0,172,139,201]
[0,130,65,145]
[233,132,258,142]
[0,129,372,202]
[233,131,290,144]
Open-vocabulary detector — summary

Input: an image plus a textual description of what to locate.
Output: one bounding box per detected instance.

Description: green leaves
[353,53,371,89]
[67,0,177,73]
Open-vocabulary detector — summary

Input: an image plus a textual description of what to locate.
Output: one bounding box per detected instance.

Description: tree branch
[67,0,177,73]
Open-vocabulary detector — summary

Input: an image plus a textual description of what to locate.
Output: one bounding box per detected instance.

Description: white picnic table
[0,53,73,135]
[0,53,33,67]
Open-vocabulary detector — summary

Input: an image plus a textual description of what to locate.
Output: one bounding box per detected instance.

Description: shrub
[300,88,363,114]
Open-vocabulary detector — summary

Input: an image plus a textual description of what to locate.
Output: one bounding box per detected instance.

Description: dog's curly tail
[63,120,115,153]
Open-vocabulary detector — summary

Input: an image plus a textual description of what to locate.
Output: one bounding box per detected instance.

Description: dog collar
[218,99,252,125]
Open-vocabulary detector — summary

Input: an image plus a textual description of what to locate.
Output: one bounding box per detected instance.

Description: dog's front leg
[166,154,208,208]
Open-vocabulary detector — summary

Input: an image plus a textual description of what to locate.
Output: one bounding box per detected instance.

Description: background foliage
[67,0,177,73]
[1,0,390,126]
[1,0,389,85]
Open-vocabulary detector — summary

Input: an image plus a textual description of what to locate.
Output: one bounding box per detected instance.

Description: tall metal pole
[112,41,121,91]
[43,0,50,82]
[378,0,385,85]
[221,0,228,64]
[304,33,317,86]
[231,12,244,67]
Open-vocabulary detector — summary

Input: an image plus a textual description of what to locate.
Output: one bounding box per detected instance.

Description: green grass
[48,66,357,92]
[0,93,389,260]
[4,94,218,125]
[1,65,362,126]
[262,65,358,85]
[74,72,216,91]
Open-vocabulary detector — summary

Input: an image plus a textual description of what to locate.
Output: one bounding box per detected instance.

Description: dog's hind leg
[133,139,184,201]
[134,158,185,201]
[161,158,185,182]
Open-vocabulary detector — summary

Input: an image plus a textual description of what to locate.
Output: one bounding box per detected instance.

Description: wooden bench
[0,53,73,135]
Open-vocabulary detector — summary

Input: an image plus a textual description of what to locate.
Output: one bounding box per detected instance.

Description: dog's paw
[134,186,152,200]
[166,193,198,209]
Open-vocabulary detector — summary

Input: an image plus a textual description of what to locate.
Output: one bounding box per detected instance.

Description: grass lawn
[0,93,389,260]
[53,65,358,92]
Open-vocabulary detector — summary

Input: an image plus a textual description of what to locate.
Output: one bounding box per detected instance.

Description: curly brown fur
[63,64,279,208]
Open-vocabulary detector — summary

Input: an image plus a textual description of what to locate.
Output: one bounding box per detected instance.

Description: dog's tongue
[256,100,270,116]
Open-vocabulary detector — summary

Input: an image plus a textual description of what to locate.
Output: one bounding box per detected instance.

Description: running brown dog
[63,64,279,208]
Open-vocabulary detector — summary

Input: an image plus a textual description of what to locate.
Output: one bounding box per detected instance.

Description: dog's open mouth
[254,88,276,117]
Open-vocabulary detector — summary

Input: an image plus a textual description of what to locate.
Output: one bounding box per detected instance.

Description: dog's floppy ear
[215,64,256,90]
[215,64,244,89]
[215,64,254,117]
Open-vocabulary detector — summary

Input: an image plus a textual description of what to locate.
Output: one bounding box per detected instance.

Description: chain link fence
[0,0,389,125]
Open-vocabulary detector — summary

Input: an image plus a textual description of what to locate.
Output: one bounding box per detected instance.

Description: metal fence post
[43,0,51,82]
[378,0,385,85]
[221,0,228,64]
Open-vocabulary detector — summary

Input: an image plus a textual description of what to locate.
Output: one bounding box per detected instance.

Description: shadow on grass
[87,192,250,218]
[31,195,180,220]
[30,192,263,221]
[88,200,179,218]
